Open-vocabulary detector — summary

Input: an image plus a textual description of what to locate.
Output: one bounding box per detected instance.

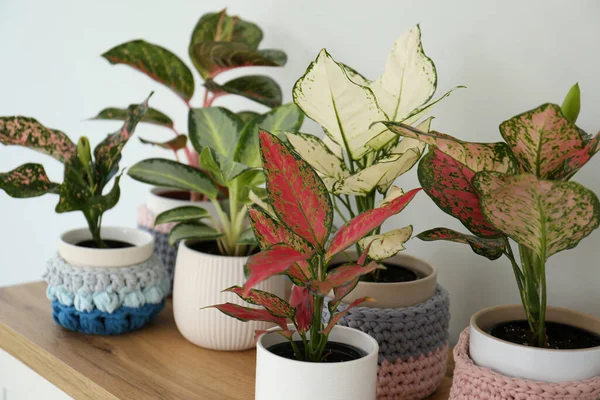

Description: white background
[1,0,599,344]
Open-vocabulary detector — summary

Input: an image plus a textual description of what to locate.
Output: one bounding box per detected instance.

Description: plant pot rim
[471,304,600,354]
[59,226,154,268]
[179,239,250,260]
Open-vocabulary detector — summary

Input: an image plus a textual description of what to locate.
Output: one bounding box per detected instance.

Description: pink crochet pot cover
[450,328,600,400]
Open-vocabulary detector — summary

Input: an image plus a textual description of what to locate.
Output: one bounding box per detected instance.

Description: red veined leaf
[224,286,294,318]
[418,148,500,237]
[248,205,312,252]
[208,303,287,330]
[417,227,506,260]
[328,279,360,316]
[0,163,60,198]
[289,286,313,334]
[323,297,374,335]
[499,103,600,180]
[259,130,333,249]
[308,261,383,296]
[243,245,314,295]
[285,260,312,286]
[325,188,421,260]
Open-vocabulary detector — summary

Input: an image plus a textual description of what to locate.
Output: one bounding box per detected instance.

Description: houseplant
[288,26,456,399]
[94,9,293,286]
[209,130,421,400]
[0,95,169,335]
[127,104,303,350]
[385,84,600,390]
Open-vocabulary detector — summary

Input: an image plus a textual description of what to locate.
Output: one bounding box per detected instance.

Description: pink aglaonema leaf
[289,286,313,333]
[248,205,312,252]
[382,121,517,174]
[208,303,287,330]
[418,148,500,237]
[0,117,76,163]
[328,279,360,316]
[417,227,506,260]
[325,188,421,260]
[323,297,374,335]
[473,172,600,260]
[0,163,60,198]
[224,286,295,318]
[259,130,333,249]
[286,260,312,286]
[499,103,600,180]
[243,245,314,295]
[308,261,383,296]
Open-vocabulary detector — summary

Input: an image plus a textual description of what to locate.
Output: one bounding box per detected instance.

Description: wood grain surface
[0,282,453,399]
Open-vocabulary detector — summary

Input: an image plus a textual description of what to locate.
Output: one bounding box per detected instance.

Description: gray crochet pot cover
[138,226,177,294]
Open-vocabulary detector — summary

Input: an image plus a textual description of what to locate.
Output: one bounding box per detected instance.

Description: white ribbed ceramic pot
[147,187,217,219]
[470,304,600,382]
[173,241,288,351]
[256,325,378,400]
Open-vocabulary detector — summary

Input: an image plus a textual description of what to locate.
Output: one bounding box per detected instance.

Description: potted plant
[288,26,459,399]
[209,130,421,400]
[385,84,600,393]
[93,9,295,288]
[0,95,169,335]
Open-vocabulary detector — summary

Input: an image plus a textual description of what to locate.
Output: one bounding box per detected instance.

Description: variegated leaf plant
[92,9,298,198]
[208,130,421,362]
[0,96,151,247]
[288,25,463,267]
[385,84,600,347]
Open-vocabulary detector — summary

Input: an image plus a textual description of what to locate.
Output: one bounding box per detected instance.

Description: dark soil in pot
[268,340,366,362]
[77,240,133,249]
[186,240,260,256]
[157,189,227,201]
[329,262,419,283]
[489,320,600,349]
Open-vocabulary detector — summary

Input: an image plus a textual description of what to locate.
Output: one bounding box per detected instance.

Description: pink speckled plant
[383,84,600,348]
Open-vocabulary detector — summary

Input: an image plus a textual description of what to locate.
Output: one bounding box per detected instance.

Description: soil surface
[329,262,419,283]
[267,340,366,363]
[489,320,600,349]
[76,240,133,249]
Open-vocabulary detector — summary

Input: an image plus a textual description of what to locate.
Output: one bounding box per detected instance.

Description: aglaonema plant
[383,83,600,347]
[0,96,151,247]
[208,130,421,361]
[287,25,463,268]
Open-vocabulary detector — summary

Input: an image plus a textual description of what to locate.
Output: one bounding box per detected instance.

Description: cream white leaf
[359,226,413,261]
[341,63,371,86]
[322,133,343,160]
[286,132,348,179]
[379,186,404,207]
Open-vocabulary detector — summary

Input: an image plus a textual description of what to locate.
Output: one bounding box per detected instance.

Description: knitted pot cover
[137,203,177,292]
[324,285,450,400]
[44,253,169,335]
[450,328,600,400]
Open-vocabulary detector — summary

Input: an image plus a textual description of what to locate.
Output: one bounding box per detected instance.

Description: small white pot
[331,252,437,308]
[173,241,288,351]
[470,304,600,382]
[147,187,217,219]
[59,227,154,268]
[256,325,378,400]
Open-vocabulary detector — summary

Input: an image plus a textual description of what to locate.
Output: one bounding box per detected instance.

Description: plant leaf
[208,303,287,330]
[91,106,174,130]
[0,117,76,163]
[189,9,263,50]
[248,205,312,252]
[308,261,383,296]
[237,228,258,245]
[56,167,122,215]
[102,40,194,103]
[259,131,333,248]
[128,158,219,200]
[188,107,243,157]
[289,285,313,333]
[237,111,260,124]
[0,163,60,198]
[200,147,249,182]
[341,64,371,86]
[499,103,600,180]
[561,83,580,124]
[417,227,505,260]
[326,188,420,259]
[168,221,223,245]
[140,135,188,151]
[323,297,374,335]
[224,286,294,318]
[155,205,209,225]
[293,49,388,160]
[207,75,282,108]
[358,226,413,261]
[474,173,600,259]
[286,260,312,286]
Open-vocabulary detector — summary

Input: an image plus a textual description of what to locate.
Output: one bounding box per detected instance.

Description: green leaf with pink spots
[473,173,600,260]
[417,227,506,260]
[0,117,76,163]
[224,286,294,318]
[0,163,60,198]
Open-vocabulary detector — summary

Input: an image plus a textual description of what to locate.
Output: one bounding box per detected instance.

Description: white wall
[1,0,599,343]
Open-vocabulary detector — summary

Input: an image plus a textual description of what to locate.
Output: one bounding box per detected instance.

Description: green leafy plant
[287,25,463,268]
[208,130,421,361]
[384,83,600,347]
[0,96,150,247]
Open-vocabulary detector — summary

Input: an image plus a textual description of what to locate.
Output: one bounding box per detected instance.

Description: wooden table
[0,282,453,399]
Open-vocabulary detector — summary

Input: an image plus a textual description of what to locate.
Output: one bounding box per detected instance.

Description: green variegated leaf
[0,163,60,198]
[201,147,249,182]
[235,103,304,167]
[417,227,506,260]
[237,228,258,245]
[155,206,209,225]
[188,107,243,157]
[473,173,600,259]
[140,135,187,151]
[128,158,219,200]
[168,221,223,245]
[358,226,413,261]
[91,106,174,130]
[293,49,388,160]
[237,111,260,124]
[102,40,194,103]
[190,9,263,50]
[341,64,371,86]
[0,117,76,163]
[198,147,225,184]
[206,75,282,108]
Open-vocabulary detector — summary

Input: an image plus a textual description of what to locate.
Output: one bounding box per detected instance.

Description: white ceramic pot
[59,227,154,268]
[147,187,217,219]
[173,241,288,351]
[470,304,600,382]
[330,252,437,308]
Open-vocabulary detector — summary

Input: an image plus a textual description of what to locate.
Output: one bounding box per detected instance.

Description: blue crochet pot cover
[52,300,165,335]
